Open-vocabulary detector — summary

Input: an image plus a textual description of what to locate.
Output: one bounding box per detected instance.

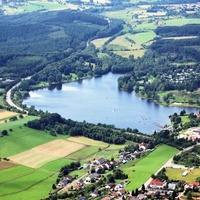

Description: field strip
[9,139,85,168]
[0,172,55,198]
[66,136,109,147]
[0,169,38,185]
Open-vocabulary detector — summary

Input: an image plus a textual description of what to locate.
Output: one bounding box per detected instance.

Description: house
[114,182,125,190]
[83,163,89,169]
[66,175,74,182]
[149,179,165,189]
[118,189,126,196]
[189,182,200,189]
[74,185,82,190]
[91,190,100,197]
[101,197,111,200]
[105,183,116,190]
[110,191,119,198]
[85,173,100,182]
[94,157,106,165]
[77,179,84,186]
[168,183,176,190]
[139,142,146,151]
[137,194,148,200]
[57,178,68,187]
[78,196,87,200]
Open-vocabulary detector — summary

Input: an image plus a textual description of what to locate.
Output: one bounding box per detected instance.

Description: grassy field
[123,145,179,190]
[166,168,200,182]
[40,158,73,172]
[0,166,56,200]
[0,116,61,157]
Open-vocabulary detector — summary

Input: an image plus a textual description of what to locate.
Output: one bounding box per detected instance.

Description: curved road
[6,77,30,113]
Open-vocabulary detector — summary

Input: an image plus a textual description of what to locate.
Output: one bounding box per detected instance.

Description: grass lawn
[166,168,200,182]
[0,116,60,157]
[123,145,179,190]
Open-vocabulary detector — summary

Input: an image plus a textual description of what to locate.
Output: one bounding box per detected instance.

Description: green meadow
[123,145,179,190]
[0,164,55,200]
[0,116,69,157]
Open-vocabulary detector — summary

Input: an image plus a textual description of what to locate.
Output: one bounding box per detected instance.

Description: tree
[2,130,8,136]
[52,184,56,189]
[56,73,62,83]
[141,184,145,192]
[187,191,192,200]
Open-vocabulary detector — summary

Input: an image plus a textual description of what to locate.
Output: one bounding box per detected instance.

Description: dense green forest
[0,10,123,83]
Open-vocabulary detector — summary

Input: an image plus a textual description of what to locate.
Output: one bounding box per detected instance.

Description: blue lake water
[23,73,199,134]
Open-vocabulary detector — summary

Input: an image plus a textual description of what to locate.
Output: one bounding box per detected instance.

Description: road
[6,77,30,113]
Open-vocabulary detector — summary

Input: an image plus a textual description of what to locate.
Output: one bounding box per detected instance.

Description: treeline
[152,129,196,150]
[26,112,151,145]
[155,24,200,37]
[55,10,108,26]
[173,145,200,167]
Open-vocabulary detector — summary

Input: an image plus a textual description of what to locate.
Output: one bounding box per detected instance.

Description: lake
[23,73,199,134]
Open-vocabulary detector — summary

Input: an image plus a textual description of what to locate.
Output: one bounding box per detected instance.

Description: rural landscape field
[0,0,200,199]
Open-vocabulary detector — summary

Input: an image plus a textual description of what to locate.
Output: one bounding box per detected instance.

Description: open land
[9,139,85,168]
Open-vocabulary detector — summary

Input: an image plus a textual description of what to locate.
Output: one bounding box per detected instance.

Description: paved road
[6,77,30,113]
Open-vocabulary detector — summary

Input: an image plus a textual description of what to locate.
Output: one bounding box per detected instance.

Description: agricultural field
[9,139,85,168]
[0,116,59,157]
[122,145,179,190]
[0,110,19,123]
[166,167,200,182]
[91,37,110,49]
[0,165,56,200]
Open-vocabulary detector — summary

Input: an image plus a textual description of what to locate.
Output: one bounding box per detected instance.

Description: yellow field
[67,136,109,147]
[0,110,18,122]
[9,139,85,168]
[91,37,110,48]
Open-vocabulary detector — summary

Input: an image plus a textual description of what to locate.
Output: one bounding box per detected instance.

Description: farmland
[9,139,85,168]
[123,145,179,190]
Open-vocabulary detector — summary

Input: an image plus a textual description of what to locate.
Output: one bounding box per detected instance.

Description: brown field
[67,136,109,147]
[91,37,110,48]
[9,139,85,168]
[0,110,18,120]
[0,160,17,170]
